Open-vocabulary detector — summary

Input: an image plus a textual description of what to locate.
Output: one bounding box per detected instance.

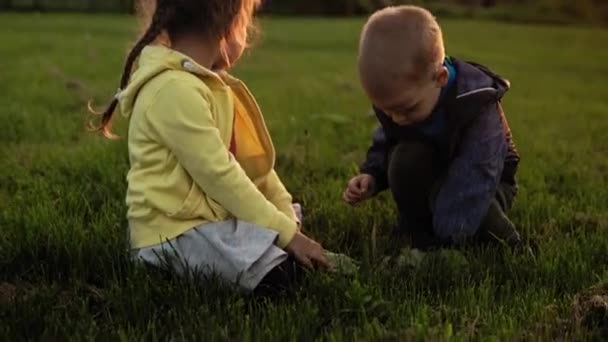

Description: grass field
[1,13,608,340]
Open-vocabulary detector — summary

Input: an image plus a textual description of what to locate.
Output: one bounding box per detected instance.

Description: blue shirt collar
[440,57,457,100]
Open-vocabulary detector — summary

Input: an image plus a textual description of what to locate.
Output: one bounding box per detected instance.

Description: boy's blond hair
[358,6,445,96]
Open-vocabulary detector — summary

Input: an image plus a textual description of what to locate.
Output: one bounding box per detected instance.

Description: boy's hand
[285,232,333,270]
[343,174,376,205]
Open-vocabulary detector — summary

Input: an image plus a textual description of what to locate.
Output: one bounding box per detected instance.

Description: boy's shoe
[477,204,539,258]
[477,199,522,247]
[514,238,539,259]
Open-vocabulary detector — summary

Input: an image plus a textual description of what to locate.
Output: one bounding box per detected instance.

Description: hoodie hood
[116,45,225,118]
[450,58,511,107]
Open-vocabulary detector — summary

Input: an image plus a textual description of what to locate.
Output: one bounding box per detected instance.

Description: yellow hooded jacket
[118,45,298,249]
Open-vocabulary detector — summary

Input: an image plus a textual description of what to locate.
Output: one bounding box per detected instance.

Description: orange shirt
[231,90,266,178]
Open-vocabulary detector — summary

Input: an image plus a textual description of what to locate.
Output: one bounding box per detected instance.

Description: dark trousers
[254,257,303,297]
[387,141,519,249]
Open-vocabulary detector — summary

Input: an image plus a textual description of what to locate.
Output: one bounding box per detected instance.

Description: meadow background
[1,1,608,340]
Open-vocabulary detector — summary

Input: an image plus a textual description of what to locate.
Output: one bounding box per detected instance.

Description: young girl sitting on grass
[91,0,332,293]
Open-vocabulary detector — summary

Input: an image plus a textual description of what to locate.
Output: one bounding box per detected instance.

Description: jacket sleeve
[432,103,507,241]
[258,169,299,225]
[359,125,394,193]
[145,80,297,247]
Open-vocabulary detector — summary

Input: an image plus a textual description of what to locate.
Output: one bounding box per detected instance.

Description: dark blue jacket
[360,58,520,240]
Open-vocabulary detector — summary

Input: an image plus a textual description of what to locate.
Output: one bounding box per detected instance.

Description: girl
[92,0,331,292]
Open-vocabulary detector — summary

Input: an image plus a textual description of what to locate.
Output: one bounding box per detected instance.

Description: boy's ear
[435,66,449,88]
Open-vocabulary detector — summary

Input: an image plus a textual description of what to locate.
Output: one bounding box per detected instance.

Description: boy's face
[370,66,449,126]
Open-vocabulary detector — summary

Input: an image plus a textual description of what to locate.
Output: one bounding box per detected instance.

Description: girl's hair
[89,0,260,138]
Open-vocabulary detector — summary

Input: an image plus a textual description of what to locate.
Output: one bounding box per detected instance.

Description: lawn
[1,13,607,340]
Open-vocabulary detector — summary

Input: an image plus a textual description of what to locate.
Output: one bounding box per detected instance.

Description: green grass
[1,13,608,340]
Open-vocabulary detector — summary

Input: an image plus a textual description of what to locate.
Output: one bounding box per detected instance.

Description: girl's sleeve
[144,79,297,247]
[258,169,300,226]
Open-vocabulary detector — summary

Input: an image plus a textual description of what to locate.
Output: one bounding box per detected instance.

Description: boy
[343,6,522,249]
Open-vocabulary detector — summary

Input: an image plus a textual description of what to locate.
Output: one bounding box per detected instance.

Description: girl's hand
[285,232,333,270]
